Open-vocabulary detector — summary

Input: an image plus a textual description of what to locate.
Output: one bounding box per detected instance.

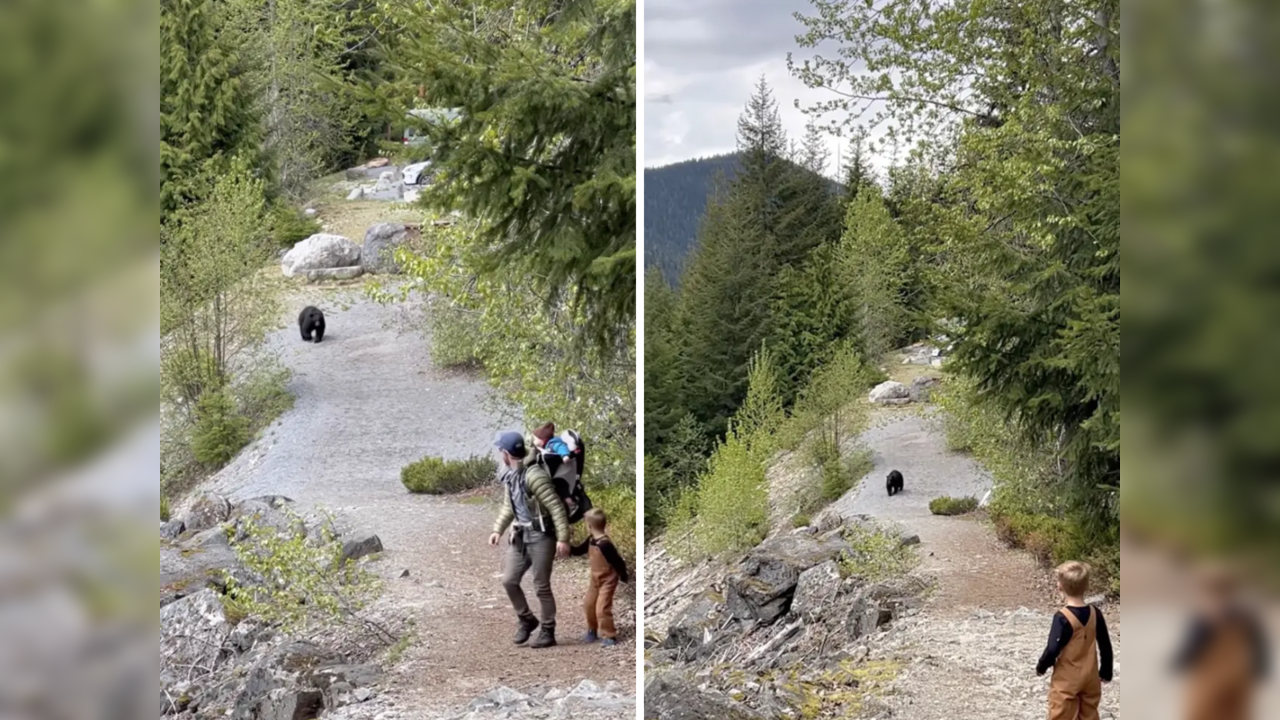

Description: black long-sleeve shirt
[1170,608,1269,679]
[570,535,630,583]
[1036,605,1114,681]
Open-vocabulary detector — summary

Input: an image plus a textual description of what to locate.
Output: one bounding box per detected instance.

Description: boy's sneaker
[529,626,557,649]
[513,616,539,645]
[600,638,617,647]
[581,630,598,644]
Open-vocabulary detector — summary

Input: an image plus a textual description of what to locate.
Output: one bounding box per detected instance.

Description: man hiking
[489,431,571,648]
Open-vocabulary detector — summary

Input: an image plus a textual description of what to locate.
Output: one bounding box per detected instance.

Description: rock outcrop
[281,234,362,278]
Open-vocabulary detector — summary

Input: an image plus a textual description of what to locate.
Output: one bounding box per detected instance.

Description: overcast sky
[643,0,859,178]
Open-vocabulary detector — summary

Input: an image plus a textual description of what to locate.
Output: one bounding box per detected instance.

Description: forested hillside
[648,0,1119,596]
[643,153,841,283]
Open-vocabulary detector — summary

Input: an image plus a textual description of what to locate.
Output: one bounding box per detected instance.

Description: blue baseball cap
[494,431,526,458]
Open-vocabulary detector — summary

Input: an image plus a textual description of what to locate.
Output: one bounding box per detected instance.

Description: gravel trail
[205,291,635,718]
[833,410,1121,719]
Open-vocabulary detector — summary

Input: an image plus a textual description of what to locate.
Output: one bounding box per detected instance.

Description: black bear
[886,469,904,497]
[298,306,325,343]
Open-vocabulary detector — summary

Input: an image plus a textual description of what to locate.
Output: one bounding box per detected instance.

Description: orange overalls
[1184,615,1255,720]
[584,535,620,639]
[1047,606,1103,720]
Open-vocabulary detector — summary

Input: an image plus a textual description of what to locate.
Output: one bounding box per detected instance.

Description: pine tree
[839,127,875,205]
[768,241,854,402]
[161,0,261,222]
[838,188,911,360]
[382,0,636,351]
[643,267,684,452]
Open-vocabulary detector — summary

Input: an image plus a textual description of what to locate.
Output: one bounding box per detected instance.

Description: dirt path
[833,410,1122,720]
[204,290,635,718]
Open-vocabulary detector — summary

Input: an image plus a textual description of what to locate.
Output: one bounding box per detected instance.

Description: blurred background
[1124,0,1277,717]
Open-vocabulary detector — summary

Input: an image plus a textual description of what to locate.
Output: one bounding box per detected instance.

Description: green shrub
[820,459,852,502]
[270,204,322,248]
[690,430,769,557]
[792,512,811,528]
[838,523,919,582]
[929,495,979,516]
[161,495,171,522]
[191,389,251,467]
[401,455,495,494]
[589,482,637,564]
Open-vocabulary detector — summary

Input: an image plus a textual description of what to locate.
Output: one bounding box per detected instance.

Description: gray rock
[346,187,363,200]
[281,233,361,278]
[305,663,381,692]
[354,687,373,702]
[161,526,242,605]
[232,642,345,720]
[868,380,910,404]
[304,265,363,282]
[185,493,232,533]
[232,497,303,541]
[899,533,921,547]
[724,532,850,624]
[643,672,765,720]
[908,375,942,402]
[160,590,230,710]
[468,686,529,709]
[160,519,186,541]
[303,208,318,217]
[661,590,724,661]
[238,688,324,720]
[790,560,842,622]
[362,223,412,273]
[340,532,383,563]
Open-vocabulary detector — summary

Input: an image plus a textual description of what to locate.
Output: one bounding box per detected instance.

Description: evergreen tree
[161,0,261,222]
[837,188,911,360]
[839,127,875,205]
[643,267,683,451]
[768,241,854,402]
[380,0,636,351]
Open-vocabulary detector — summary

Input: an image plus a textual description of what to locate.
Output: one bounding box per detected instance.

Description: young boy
[1036,561,1114,720]
[532,422,571,459]
[570,508,629,647]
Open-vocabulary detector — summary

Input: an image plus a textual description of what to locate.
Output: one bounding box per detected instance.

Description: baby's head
[585,508,607,533]
[1055,561,1091,598]
[533,422,556,448]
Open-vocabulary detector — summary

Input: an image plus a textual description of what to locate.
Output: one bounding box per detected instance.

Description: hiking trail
[203,288,635,719]
[829,409,1122,720]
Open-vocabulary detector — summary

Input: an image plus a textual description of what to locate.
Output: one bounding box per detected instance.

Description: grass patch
[791,512,811,528]
[838,523,919,582]
[161,495,171,522]
[401,455,495,494]
[929,495,979,516]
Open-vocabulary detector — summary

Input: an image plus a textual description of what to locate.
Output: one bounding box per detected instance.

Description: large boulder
[340,532,383,563]
[231,496,303,541]
[643,672,765,720]
[362,223,411,273]
[909,375,942,402]
[281,234,361,278]
[868,380,911,405]
[185,493,232,533]
[724,533,850,624]
[661,589,725,661]
[789,560,843,622]
[232,641,346,720]
[161,590,232,712]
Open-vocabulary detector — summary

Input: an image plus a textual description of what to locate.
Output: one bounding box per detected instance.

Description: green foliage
[838,523,919,582]
[378,0,636,351]
[161,495,171,523]
[791,513,811,529]
[400,455,495,494]
[161,0,262,220]
[373,216,635,492]
[269,204,321,248]
[929,496,979,516]
[225,507,395,644]
[590,481,638,565]
[687,428,769,558]
[190,389,251,467]
[836,189,911,360]
[733,346,785,452]
[643,268,683,448]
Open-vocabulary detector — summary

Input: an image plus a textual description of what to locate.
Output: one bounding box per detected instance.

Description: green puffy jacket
[492,455,570,542]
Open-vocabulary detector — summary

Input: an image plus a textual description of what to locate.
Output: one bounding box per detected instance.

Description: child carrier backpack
[536,429,591,523]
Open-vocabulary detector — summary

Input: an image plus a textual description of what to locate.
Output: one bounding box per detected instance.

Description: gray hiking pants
[501,526,556,627]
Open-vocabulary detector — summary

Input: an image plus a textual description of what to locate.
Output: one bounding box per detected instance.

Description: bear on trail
[298,306,325,343]
[886,469,904,497]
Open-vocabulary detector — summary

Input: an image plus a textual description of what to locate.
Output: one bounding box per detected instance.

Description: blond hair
[1055,561,1091,597]
[584,507,607,531]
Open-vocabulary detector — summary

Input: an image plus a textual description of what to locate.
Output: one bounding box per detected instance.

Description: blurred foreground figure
[1171,563,1270,720]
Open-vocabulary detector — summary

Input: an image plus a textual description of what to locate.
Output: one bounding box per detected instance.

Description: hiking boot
[529,626,557,649]
[600,638,617,648]
[513,616,539,645]
[581,630,598,644]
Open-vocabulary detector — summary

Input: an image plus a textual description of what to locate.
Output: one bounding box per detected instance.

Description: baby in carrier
[533,422,579,515]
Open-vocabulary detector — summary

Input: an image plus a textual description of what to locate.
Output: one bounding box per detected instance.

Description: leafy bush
[224,507,394,644]
[161,495,171,522]
[791,512,811,528]
[589,482,637,564]
[270,203,322,248]
[838,523,919,582]
[929,495,979,516]
[191,389,251,467]
[401,455,495,494]
[688,429,769,558]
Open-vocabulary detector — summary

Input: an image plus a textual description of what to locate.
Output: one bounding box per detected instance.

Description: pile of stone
[279,224,420,282]
[160,493,387,719]
[868,375,941,406]
[435,681,635,720]
[644,517,928,719]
